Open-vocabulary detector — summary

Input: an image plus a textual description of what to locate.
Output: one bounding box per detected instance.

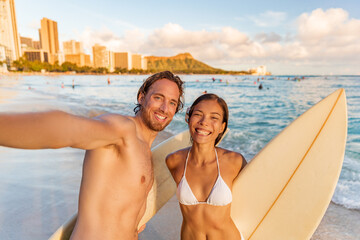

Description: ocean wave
[332,180,360,210]
[332,156,360,210]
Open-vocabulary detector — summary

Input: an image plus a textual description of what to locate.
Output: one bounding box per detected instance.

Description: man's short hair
[134,71,185,114]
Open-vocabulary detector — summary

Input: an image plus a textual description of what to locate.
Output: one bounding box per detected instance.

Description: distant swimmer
[107,77,111,85]
[72,79,75,89]
[61,82,64,88]
[258,83,263,90]
[203,90,208,94]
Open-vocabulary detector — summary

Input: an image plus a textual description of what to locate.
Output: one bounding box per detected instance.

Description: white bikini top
[176,148,232,206]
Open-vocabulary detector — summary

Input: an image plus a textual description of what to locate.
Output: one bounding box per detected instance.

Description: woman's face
[188,99,226,145]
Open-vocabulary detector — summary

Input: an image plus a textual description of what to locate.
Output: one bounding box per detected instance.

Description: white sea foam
[332,156,360,210]
[332,180,360,209]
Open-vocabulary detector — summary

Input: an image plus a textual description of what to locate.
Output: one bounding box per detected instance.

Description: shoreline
[1,72,252,76]
[2,72,359,77]
[3,72,250,76]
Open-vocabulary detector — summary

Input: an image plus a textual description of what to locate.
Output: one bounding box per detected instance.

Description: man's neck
[133,115,158,148]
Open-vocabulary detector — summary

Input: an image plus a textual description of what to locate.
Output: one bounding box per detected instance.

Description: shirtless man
[0,71,184,240]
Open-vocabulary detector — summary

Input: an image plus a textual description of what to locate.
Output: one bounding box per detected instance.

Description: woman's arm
[166,149,187,184]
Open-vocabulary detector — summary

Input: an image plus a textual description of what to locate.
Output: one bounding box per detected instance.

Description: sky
[14,0,360,75]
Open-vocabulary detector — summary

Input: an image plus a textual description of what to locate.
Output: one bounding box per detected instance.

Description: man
[0,71,185,240]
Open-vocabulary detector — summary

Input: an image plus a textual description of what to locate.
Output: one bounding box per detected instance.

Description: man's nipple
[141,175,146,184]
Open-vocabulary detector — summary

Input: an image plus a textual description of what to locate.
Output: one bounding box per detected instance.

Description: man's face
[139,78,180,132]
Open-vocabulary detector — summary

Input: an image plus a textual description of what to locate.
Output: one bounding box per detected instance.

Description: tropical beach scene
[0,1,359,240]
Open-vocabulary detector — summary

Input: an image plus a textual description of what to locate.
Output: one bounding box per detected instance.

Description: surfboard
[231,88,347,239]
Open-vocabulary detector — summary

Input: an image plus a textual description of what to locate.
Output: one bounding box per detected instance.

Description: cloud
[78,8,360,74]
[77,27,146,54]
[250,11,287,27]
[296,8,360,59]
[255,32,282,43]
[298,8,360,43]
[146,23,215,49]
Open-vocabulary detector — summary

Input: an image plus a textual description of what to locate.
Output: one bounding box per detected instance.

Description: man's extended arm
[0,110,130,150]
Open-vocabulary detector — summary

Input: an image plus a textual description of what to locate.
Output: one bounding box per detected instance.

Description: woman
[166,93,246,240]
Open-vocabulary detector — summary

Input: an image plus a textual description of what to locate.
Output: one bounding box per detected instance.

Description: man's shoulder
[95,114,136,131]
[90,114,138,145]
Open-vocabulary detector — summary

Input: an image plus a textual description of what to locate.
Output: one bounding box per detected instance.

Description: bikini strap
[214,148,220,175]
[183,148,191,176]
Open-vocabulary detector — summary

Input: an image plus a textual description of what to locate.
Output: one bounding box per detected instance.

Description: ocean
[0,74,359,239]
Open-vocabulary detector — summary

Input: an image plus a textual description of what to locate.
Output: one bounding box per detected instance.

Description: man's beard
[140,109,171,132]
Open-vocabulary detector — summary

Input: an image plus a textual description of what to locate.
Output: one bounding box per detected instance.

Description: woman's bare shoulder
[218,147,247,170]
[166,147,190,170]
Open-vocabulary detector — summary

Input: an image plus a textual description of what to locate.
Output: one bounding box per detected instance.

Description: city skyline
[11,0,360,74]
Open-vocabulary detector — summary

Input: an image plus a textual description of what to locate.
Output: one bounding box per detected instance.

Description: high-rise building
[39,17,59,64]
[63,40,83,55]
[64,40,88,67]
[0,45,7,62]
[108,51,114,72]
[23,49,49,62]
[249,65,268,75]
[131,54,141,69]
[33,41,41,50]
[20,36,33,48]
[20,36,37,57]
[65,53,91,67]
[92,44,109,68]
[113,52,132,70]
[0,0,21,63]
[141,57,147,70]
[132,54,147,70]
[256,65,267,75]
